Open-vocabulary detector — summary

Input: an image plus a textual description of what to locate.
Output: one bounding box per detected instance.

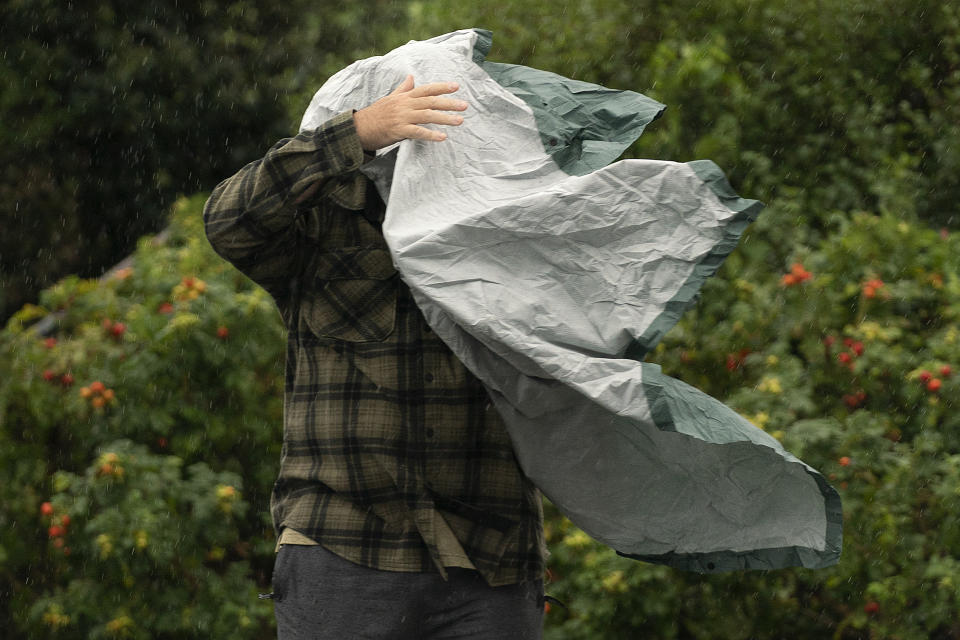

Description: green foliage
[0,0,406,321]
[408,0,960,229]
[30,441,267,640]
[0,195,286,638]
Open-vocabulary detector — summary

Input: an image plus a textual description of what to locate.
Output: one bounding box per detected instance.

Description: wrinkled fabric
[301,29,841,573]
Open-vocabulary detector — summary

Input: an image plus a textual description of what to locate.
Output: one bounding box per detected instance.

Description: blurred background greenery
[3,0,957,323]
[3,1,960,638]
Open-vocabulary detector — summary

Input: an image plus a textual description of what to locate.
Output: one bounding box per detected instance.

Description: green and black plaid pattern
[203,112,544,587]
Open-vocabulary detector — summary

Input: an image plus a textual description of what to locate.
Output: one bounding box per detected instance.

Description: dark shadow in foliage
[0,0,406,322]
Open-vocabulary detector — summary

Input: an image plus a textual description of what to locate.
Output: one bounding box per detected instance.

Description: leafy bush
[30,441,267,640]
[0,196,285,638]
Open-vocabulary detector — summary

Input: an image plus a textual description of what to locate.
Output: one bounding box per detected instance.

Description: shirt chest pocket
[299,247,399,343]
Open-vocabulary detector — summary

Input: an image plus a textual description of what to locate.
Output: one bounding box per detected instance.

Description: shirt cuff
[307,110,367,175]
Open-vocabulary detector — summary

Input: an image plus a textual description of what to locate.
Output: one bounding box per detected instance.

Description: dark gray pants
[272,544,544,639]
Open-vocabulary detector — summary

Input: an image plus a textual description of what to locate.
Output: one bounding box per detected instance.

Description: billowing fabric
[301,29,842,572]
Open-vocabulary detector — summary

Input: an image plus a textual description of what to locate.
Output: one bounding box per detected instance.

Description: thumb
[390,74,415,95]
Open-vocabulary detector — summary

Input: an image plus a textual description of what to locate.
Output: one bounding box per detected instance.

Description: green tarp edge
[625,160,764,360]
[471,29,666,176]
[634,365,843,572]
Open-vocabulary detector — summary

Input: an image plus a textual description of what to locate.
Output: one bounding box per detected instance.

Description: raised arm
[203,111,364,302]
[203,76,468,302]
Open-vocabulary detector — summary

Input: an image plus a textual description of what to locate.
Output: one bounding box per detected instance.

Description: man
[204,75,546,639]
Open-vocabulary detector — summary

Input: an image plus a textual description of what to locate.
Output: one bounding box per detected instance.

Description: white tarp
[300,29,841,572]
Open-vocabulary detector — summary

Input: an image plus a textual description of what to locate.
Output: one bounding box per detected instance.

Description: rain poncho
[300,29,842,573]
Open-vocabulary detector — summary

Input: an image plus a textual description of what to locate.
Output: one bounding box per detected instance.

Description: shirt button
[424,372,434,382]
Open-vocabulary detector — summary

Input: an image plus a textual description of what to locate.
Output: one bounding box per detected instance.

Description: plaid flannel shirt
[203,111,545,586]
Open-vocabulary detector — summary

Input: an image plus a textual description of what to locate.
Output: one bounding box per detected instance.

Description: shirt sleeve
[202,111,366,301]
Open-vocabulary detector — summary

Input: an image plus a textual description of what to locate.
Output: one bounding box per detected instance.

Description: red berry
[940,365,952,378]
[789,263,812,281]
[864,601,880,614]
[101,317,113,330]
[182,276,195,288]
[90,381,106,394]
[838,352,852,364]
[838,456,851,467]
[918,370,932,383]
[852,342,864,356]
[110,322,126,337]
[157,437,168,448]
[927,378,942,392]
[158,302,174,314]
[216,326,230,339]
[43,337,57,348]
[823,336,836,348]
[41,502,54,516]
[48,525,65,538]
[43,369,56,381]
[843,337,854,348]
[60,373,74,387]
[52,537,65,548]
[59,514,71,527]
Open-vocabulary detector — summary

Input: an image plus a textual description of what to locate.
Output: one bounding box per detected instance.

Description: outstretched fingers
[408,81,461,98]
[410,95,469,112]
[410,109,466,126]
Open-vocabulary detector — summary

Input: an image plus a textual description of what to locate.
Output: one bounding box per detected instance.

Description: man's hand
[353,75,468,151]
